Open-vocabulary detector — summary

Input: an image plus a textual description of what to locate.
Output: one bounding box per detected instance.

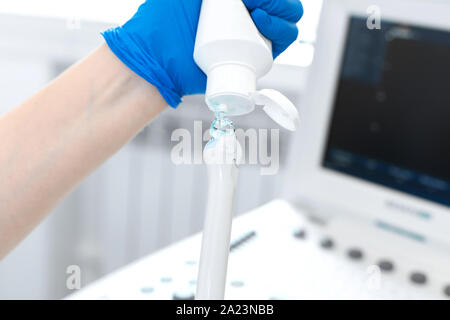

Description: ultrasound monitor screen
[323,17,450,207]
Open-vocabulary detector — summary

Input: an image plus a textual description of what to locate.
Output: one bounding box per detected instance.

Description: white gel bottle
[194,0,300,127]
[194,0,300,300]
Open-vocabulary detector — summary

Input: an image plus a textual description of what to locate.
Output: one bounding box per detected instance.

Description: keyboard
[68,200,450,300]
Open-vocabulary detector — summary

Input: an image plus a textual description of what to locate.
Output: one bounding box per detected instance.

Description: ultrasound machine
[70,0,450,300]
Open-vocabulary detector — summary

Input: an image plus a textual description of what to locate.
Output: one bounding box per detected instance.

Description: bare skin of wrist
[0,44,167,258]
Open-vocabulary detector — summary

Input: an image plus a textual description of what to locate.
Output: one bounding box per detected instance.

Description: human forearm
[0,44,166,258]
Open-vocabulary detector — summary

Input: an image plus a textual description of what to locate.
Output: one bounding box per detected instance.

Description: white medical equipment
[195,118,241,299]
[193,0,299,299]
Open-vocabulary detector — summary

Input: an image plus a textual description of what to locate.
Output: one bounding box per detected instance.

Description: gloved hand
[103,0,303,108]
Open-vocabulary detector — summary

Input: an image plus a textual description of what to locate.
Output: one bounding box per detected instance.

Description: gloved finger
[243,0,303,23]
[251,8,299,58]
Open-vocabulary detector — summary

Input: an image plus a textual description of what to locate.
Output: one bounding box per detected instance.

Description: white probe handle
[196,137,240,300]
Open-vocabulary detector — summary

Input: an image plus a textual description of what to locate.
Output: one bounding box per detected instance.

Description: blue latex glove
[103,0,303,108]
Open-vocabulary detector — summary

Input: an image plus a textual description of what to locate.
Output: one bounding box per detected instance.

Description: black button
[173,291,195,300]
[378,260,394,272]
[443,285,450,298]
[230,231,256,251]
[320,237,334,249]
[410,272,427,285]
[348,248,364,260]
[294,229,307,239]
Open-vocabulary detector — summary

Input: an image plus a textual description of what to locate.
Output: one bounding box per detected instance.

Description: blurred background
[0,0,322,299]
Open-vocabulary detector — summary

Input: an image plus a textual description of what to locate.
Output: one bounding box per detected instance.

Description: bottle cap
[252,89,300,131]
[205,64,256,116]
[205,65,300,131]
